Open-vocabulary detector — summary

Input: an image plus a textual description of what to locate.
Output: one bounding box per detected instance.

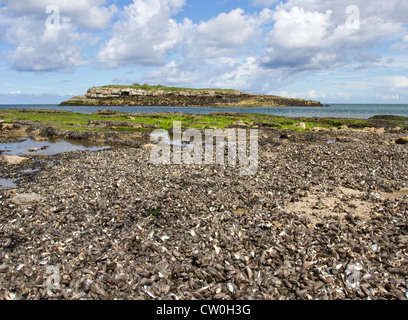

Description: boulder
[311,127,329,132]
[2,155,29,165]
[336,136,354,143]
[92,110,122,115]
[24,153,48,157]
[369,115,405,121]
[12,193,45,205]
[1,123,14,130]
[395,137,408,145]
[280,132,291,139]
[233,120,247,127]
[297,123,306,130]
[142,144,156,149]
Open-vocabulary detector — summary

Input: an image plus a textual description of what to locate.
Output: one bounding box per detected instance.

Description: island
[59,83,323,107]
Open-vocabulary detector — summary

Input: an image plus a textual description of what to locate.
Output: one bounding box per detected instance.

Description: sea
[1,104,408,119]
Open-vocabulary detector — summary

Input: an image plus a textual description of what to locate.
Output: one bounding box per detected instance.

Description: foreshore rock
[2,155,29,165]
[11,193,45,205]
[396,137,408,145]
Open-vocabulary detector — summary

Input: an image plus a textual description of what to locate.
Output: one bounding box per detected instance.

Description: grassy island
[59,83,323,108]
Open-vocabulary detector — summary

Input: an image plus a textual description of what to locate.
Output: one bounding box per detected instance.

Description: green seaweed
[2,109,404,134]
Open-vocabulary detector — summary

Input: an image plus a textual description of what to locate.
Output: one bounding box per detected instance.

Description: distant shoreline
[2,104,408,120]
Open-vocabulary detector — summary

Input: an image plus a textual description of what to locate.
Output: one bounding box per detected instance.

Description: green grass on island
[100,83,243,94]
[60,83,323,107]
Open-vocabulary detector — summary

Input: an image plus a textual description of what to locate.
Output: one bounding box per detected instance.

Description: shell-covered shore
[1,127,408,300]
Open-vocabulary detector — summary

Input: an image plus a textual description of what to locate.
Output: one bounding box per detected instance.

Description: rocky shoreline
[1,121,408,300]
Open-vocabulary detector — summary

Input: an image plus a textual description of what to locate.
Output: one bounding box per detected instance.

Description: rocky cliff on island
[60,84,323,107]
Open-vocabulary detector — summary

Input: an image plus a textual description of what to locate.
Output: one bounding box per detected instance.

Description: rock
[40,126,60,138]
[336,136,353,143]
[142,144,156,149]
[311,127,329,132]
[12,193,45,205]
[1,123,14,130]
[28,148,39,152]
[2,155,29,165]
[93,110,122,115]
[0,264,9,273]
[297,123,306,130]
[280,132,291,139]
[233,120,246,127]
[25,153,48,157]
[376,127,385,134]
[369,115,405,121]
[395,137,408,145]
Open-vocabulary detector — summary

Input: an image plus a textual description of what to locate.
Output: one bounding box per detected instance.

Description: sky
[0,0,407,104]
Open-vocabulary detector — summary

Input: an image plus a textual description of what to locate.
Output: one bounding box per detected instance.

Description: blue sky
[0,0,407,104]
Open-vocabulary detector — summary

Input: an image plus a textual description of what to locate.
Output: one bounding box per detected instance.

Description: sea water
[1,104,408,119]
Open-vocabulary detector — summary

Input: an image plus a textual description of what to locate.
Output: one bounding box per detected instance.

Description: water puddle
[150,131,190,147]
[150,132,238,148]
[0,178,17,189]
[150,131,170,140]
[327,139,337,145]
[0,138,110,157]
[23,168,41,174]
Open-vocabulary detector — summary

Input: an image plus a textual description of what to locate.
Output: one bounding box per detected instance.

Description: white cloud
[392,35,408,50]
[97,0,192,67]
[195,8,272,58]
[275,0,408,25]
[385,76,408,89]
[97,4,273,67]
[260,3,402,72]
[10,23,90,72]
[267,7,334,49]
[251,0,280,6]
[1,0,117,30]
[0,0,116,72]
[376,93,400,100]
[144,60,198,85]
[0,91,76,104]
[278,90,328,100]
